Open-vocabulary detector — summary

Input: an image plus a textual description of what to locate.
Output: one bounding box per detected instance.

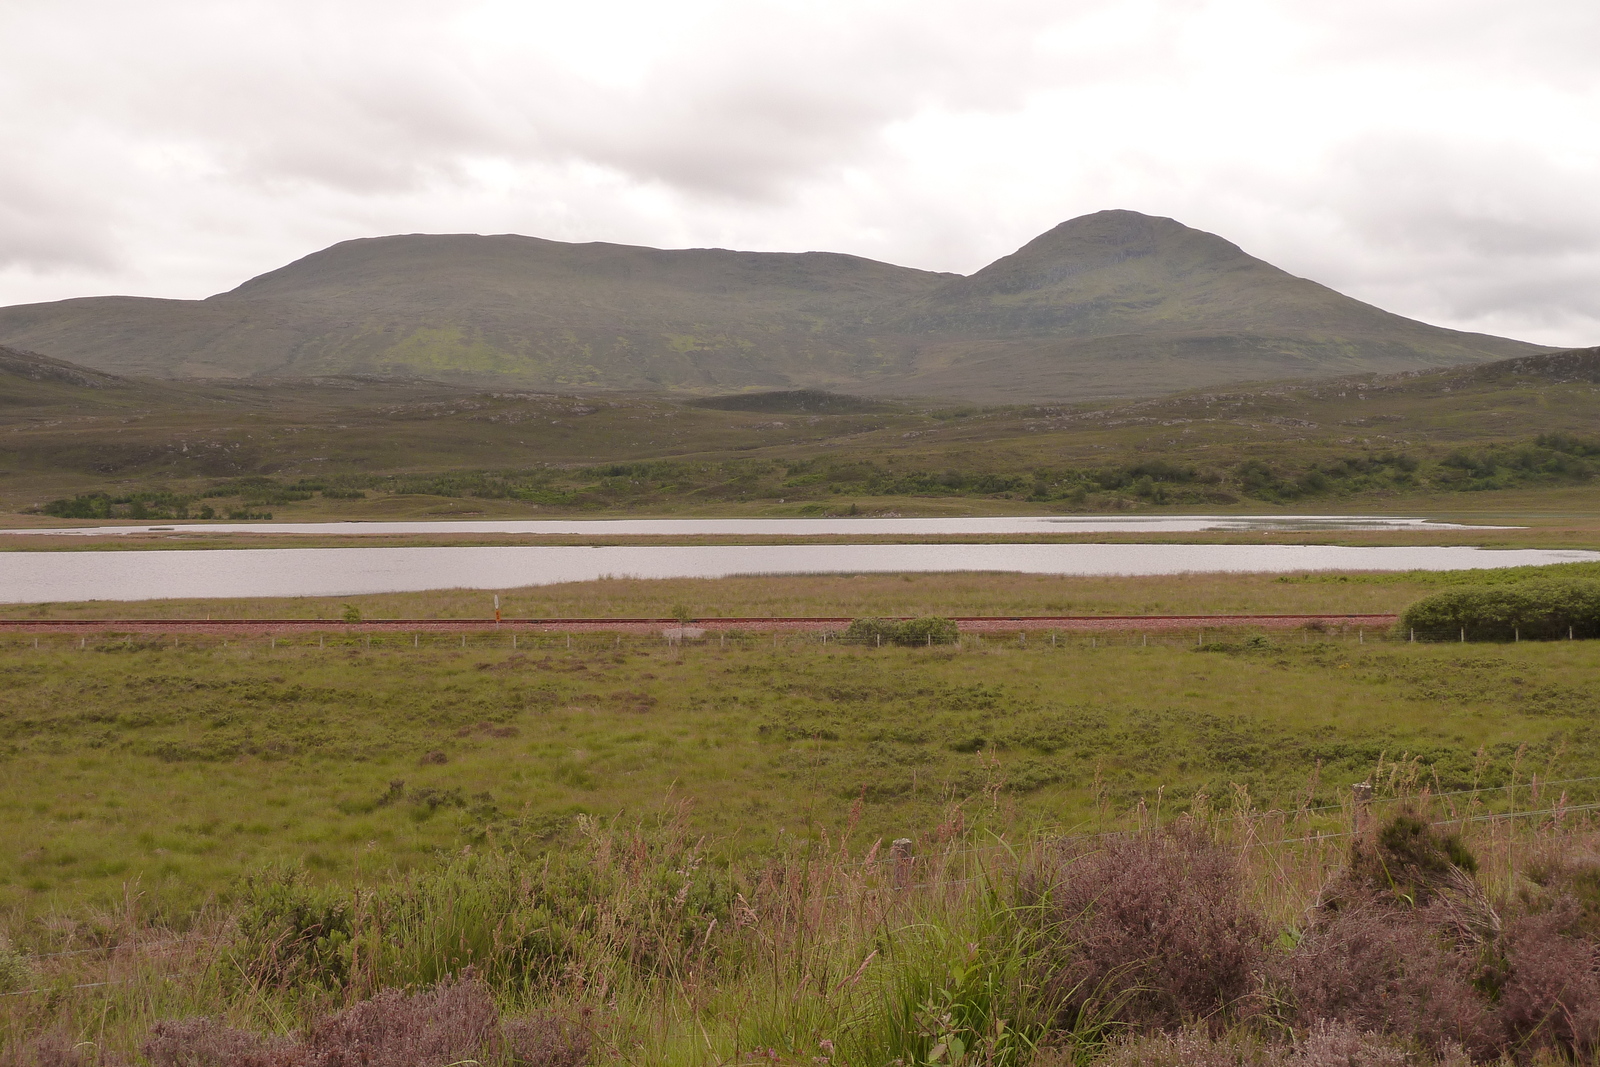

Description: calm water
[0,543,1592,603]
[4,515,1506,538]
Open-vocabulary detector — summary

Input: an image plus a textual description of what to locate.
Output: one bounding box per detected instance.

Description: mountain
[0,211,1551,401]
[0,344,125,389]
[0,343,148,413]
[875,211,1550,398]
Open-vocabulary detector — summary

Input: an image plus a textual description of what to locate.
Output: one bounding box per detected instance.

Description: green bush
[1398,580,1600,641]
[37,492,198,520]
[231,867,356,992]
[228,828,738,997]
[843,616,959,646]
[0,936,33,994]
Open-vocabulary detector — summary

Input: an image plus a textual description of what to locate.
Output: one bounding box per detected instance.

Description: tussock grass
[0,622,1597,918]
[6,798,1600,1066]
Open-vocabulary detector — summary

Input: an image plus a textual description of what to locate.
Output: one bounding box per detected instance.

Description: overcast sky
[2,0,1597,346]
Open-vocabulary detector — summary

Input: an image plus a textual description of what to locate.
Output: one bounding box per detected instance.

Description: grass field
[4,630,1599,1065]
[1,568,1598,1064]
[4,588,1596,919]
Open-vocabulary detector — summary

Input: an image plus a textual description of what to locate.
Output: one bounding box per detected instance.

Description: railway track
[0,613,1398,636]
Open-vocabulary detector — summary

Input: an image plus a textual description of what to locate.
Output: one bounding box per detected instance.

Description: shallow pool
[2,514,1507,538]
[0,542,1591,603]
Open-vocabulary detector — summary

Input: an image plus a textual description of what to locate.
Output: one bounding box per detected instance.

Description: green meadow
[4,594,1597,921]
[2,570,1599,1065]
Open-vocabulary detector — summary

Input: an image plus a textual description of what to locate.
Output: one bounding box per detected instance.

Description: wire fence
[2,620,1593,999]
[11,774,1598,980]
[805,792,1600,905]
[1,622,1590,655]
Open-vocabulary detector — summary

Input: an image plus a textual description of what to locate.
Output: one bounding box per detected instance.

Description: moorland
[2,345,1597,531]
[4,566,1600,1066]
[6,565,1600,916]
[2,221,1599,1064]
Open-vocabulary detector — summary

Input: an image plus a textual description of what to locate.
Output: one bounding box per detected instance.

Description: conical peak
[1008,209,1250,269]
[948,209,1269,300]
[1041,208,1188,243]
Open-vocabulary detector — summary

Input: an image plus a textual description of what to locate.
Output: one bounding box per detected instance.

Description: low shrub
[1092,1021,1420,1067]
[1288,893,1600,1061]
[1290,1020,1419,1067]
[294,976,499,1067]
[1288,810,1600,1061]
[1021,827,1267,1032]
[0,937,32,995]
[842,616,959,646]
[1291,812,1498,1054]
[1518,855,1600,939]
[229,833,735,998]
[1286,899,1498,1057]
[1398,579,1600,640]
[1498,904,1600,1058]
[1,1031,117,1067]
[230,867,356,993]
[502,1013,592,1067]
[1328,811,1493,935]
[143,975,511,1067]
[142,1017,288,1067]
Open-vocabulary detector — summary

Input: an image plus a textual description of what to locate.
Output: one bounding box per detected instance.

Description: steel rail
[0,613,1398,634]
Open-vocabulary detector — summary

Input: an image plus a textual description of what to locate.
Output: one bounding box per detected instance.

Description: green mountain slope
[0,211,1550,401]
[875,211,1545,398]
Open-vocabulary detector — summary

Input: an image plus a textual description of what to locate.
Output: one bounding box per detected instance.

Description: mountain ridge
[0,211,1551,401]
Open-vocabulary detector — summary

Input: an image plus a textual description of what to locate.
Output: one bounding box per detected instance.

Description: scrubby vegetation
[11,801,1600,1066]
[36,476,342,519]
[840,616,960,646]
[7,345,1600,520]
[30,433,1600,519]
[1400,579,1600,641]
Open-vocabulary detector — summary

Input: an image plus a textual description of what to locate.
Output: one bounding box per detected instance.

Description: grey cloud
[1311,1,1600,81]
[492,0,1082,198]
[1335,145,1600,257]
[0,163,122,274]
[10,0,1077,203]
[1,0,1599,351]
[1311,136,1600,330]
